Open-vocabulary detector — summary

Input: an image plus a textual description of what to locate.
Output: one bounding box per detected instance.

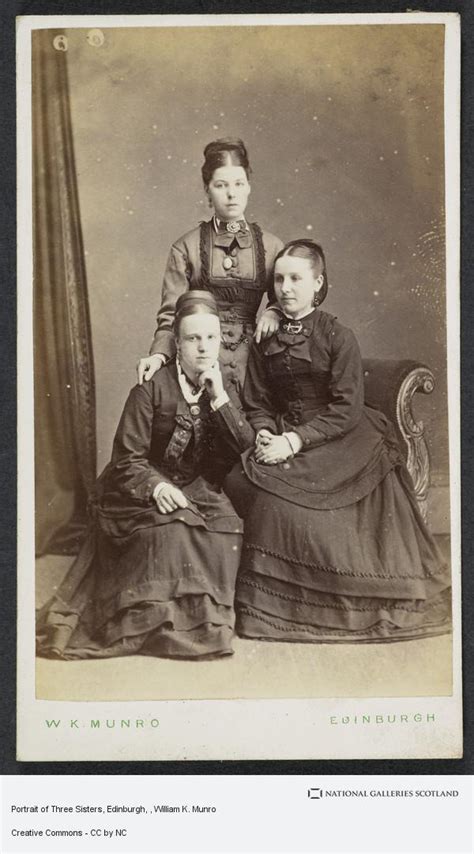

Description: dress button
[172,474,180,482]
[230,360,237,369]
[304,438,310,445]
[282,462,291,470]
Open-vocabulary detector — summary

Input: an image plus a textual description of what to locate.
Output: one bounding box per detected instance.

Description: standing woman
[137,138,283,390]
[227,239,451,643]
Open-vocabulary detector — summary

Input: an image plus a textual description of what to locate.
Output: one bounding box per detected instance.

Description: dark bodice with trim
[263,331,332,427]
[150,390,216,487]
[240,311,402,510]
[150,220,283,362]
[100,362,255,511]
[261,313,337,427]
[197,220,267,323]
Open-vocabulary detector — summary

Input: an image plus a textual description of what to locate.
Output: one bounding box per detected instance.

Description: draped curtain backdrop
[33,30,96,555]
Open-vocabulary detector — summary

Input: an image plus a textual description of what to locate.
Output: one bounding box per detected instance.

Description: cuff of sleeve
[146,353,169,368]
[152,482,169,502]
[283,431,303,455]
[250,418,278,435]
[263,305,283,315]
[294,425,328,449]
[141,475,166,503]
[210,392,230,411]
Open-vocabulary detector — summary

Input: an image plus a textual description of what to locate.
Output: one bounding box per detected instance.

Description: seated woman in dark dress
[37,291,254,660]
[226,240,451,643]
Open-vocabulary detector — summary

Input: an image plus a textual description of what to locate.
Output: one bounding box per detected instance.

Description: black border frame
[2,0,472,776]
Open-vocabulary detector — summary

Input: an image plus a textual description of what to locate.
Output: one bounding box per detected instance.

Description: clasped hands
[254,429,294,466]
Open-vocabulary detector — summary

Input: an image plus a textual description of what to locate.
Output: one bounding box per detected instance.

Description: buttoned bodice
[198,220,267,324]
[260,311,344,428]
[149,221,283,362]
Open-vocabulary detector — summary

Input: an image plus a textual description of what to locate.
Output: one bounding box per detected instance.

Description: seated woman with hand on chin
[37,291,254,661]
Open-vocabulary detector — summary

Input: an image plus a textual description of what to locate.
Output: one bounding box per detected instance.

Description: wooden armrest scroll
[396,366,435,521]
[362,358,435,522]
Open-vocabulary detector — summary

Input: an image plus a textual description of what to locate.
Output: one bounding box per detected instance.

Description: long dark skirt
[226,465,451,643]
[36,477,243,660]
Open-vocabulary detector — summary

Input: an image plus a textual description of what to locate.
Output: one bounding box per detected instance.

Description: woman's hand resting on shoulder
[254,307,280,344]
[137,353,167,385]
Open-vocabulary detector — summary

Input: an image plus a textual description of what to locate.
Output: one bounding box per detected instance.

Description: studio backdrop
[33,23,448,551]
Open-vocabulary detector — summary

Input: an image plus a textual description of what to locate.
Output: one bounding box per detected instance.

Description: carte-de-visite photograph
[24,16,459,713]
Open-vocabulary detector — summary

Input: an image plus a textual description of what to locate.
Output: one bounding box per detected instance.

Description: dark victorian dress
[149,220,283,388]
[36,363,254,660]
[226,310,451,643]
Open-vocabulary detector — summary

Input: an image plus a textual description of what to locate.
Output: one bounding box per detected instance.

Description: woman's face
[274,254,324,319]
[206,165,251,221]
[176,312,221,380]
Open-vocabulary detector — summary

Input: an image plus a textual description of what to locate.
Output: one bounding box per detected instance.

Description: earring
[313,293,321,307]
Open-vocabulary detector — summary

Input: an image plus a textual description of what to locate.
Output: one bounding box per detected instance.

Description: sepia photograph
[17,13,461,761]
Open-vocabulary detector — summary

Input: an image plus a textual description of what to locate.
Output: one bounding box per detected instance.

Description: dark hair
[201,137,251,186]
[270,239,329,306]
[174,290,220,336]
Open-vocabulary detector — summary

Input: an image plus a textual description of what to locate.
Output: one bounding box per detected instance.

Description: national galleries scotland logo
[307,788,459,800]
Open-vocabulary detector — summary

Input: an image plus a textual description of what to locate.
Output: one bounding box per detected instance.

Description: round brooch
[226,221,241,234]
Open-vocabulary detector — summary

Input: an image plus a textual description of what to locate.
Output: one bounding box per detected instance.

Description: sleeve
[107,383,169,503]
[210,394,255,454]
[262,233,284,309]
[149,242,192,358]
[294,323,364,450]
[241,342,279,434]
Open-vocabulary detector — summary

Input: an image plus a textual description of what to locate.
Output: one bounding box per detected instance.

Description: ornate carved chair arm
[362,359,435,520]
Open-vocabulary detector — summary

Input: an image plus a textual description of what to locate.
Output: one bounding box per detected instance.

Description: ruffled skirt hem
[233,465,452,643]
[37,594,236,660]
[236,594,452,644]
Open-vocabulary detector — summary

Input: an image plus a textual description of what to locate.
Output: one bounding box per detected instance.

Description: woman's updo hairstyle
[174,290,219,337]
[201,137,251,187]
[270,239,329,306]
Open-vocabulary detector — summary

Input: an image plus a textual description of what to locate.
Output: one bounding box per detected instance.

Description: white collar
[176,358,205,404]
